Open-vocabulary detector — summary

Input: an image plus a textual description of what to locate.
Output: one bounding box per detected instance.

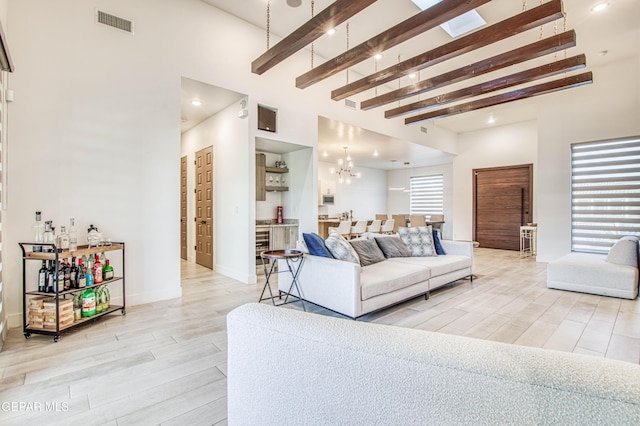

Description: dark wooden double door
[474,164,532,251]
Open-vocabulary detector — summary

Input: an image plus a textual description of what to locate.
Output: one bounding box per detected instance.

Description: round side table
[259,249,306,311]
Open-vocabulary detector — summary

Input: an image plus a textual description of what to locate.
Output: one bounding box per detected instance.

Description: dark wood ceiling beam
[381,32,577,116]
[332,0,564,101]
[252,0,377,75]
[295,0,492,89]
[404,72,593,124]
[386,54,586,119]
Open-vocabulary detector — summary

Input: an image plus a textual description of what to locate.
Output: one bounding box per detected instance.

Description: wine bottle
[77,258,86,288]
[32,211,45,253]
[93,254,103,284]
[68,218,78,252]
[63,259,71,291]
[103,259,114,281]
[56,261,65,293]
[70,257,78,289]
[46,261,55,293]
[38,260,47,292]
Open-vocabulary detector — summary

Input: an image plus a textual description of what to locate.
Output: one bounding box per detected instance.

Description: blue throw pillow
[303,233,334,258]
[432,229,446,255]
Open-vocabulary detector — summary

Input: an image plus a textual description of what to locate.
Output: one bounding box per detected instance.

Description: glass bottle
[38,260,47,292]
[77,258,86,288]
[57,226,70,251]
[42,221,54,253]
[46,260,55,293]
[68,218,78,252]
[63,259,71,291]
[93,254,103,284]
[85,259,95,287]
[32,211,45,253]
[56,261,64,293]
[103,259,114,281]
[70,257,78,289]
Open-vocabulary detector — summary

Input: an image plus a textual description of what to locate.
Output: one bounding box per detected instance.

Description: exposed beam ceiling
[251,0,377,75]
[405,71,593,124]
[380,30,577,115]
[331,0,564,101]
[295,0,492,89]
[387,54,586,118]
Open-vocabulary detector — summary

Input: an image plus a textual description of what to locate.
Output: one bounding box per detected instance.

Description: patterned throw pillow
[397,225,437,257]
[325,231,360,264]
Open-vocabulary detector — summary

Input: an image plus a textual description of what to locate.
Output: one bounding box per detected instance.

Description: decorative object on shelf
[276,206,284,224]
[330,146,361,184]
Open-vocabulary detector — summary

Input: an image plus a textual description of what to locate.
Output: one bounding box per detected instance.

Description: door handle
[200,220,207,224]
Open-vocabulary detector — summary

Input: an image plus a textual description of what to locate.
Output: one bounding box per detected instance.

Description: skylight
[410,0,487,38]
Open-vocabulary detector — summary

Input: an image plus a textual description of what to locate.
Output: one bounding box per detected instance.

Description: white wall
[317,161,386,221]
[536,57,640,262]
[452,120,538,242]
[387,163,454,240]
[181,97,250,278]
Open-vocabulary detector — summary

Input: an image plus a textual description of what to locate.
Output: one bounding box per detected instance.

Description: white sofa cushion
[388,255,472,277]
[360,261,430,301]
[607,236,639,268]
[325,231,359,264]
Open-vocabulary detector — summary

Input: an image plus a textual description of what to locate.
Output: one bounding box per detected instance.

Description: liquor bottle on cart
[68,218,78,252]
[32,211,44,253]
[42,221,55,253]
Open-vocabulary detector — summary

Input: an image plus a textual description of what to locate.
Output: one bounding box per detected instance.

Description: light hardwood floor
[1,248,639,425]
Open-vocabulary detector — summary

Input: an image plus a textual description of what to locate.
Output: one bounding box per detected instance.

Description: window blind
[410,174,444,216]
[571,137,640,253]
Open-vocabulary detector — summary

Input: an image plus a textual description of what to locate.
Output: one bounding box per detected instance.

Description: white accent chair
[328,220,352,239]
[380,219,395,234]
[350,220,368,239]
[366,219,382,233]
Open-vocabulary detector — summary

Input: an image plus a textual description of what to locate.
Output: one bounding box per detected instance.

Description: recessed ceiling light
[322,151,328,157]
[373,150,379,157]
[374,53,383,60]
[327,28,336,35]
[591,2,609,12]
[599,50,609,56]
[408,73,417,79]
[487,116,495,124]
[191,99,202,106]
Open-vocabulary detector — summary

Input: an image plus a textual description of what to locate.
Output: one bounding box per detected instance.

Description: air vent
[96,10,134,34]
[344,99,357,109]
[420,126,428,134]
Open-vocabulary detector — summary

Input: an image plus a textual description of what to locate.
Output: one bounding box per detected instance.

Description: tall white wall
[536,57,640,262]
[181,98,250,278]
[452,121,538,242]
[317,161,386,222]
[387,163,454,240]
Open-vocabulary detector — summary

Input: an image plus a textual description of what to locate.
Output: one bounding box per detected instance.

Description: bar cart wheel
[23,332,31,339]
[53,335,59,343]
[122,309,126,315]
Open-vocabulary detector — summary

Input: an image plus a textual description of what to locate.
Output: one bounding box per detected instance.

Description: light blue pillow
[397,226,436,257]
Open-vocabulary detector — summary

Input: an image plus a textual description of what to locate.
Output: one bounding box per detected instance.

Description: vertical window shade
[410,174,444,216]
[571,137,640,253]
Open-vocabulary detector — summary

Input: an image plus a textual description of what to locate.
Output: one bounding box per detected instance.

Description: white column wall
[536,57,640,262]
[452,121,538,242]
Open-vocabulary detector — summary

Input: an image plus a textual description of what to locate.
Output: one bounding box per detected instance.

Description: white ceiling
[188,0,639,168]
[181,77,245,133]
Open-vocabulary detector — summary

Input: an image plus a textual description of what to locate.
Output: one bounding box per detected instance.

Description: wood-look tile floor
[1,248,639,425]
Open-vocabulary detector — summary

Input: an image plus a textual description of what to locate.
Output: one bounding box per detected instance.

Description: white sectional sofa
[278,239,473,318]
[227,303,640,425]
[548,236,639,299]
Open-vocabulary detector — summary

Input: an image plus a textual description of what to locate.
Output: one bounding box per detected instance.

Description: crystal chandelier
[330,146,361,184]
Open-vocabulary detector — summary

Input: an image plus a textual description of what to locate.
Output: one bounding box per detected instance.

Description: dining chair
[328,220,352,239]
[366,219,382,233]
[429,214,444,234]
[375,214,388,221]
[392,214,407,233]
[380,219,395,234]
[409,214,426,228]
[350,220,368,239]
